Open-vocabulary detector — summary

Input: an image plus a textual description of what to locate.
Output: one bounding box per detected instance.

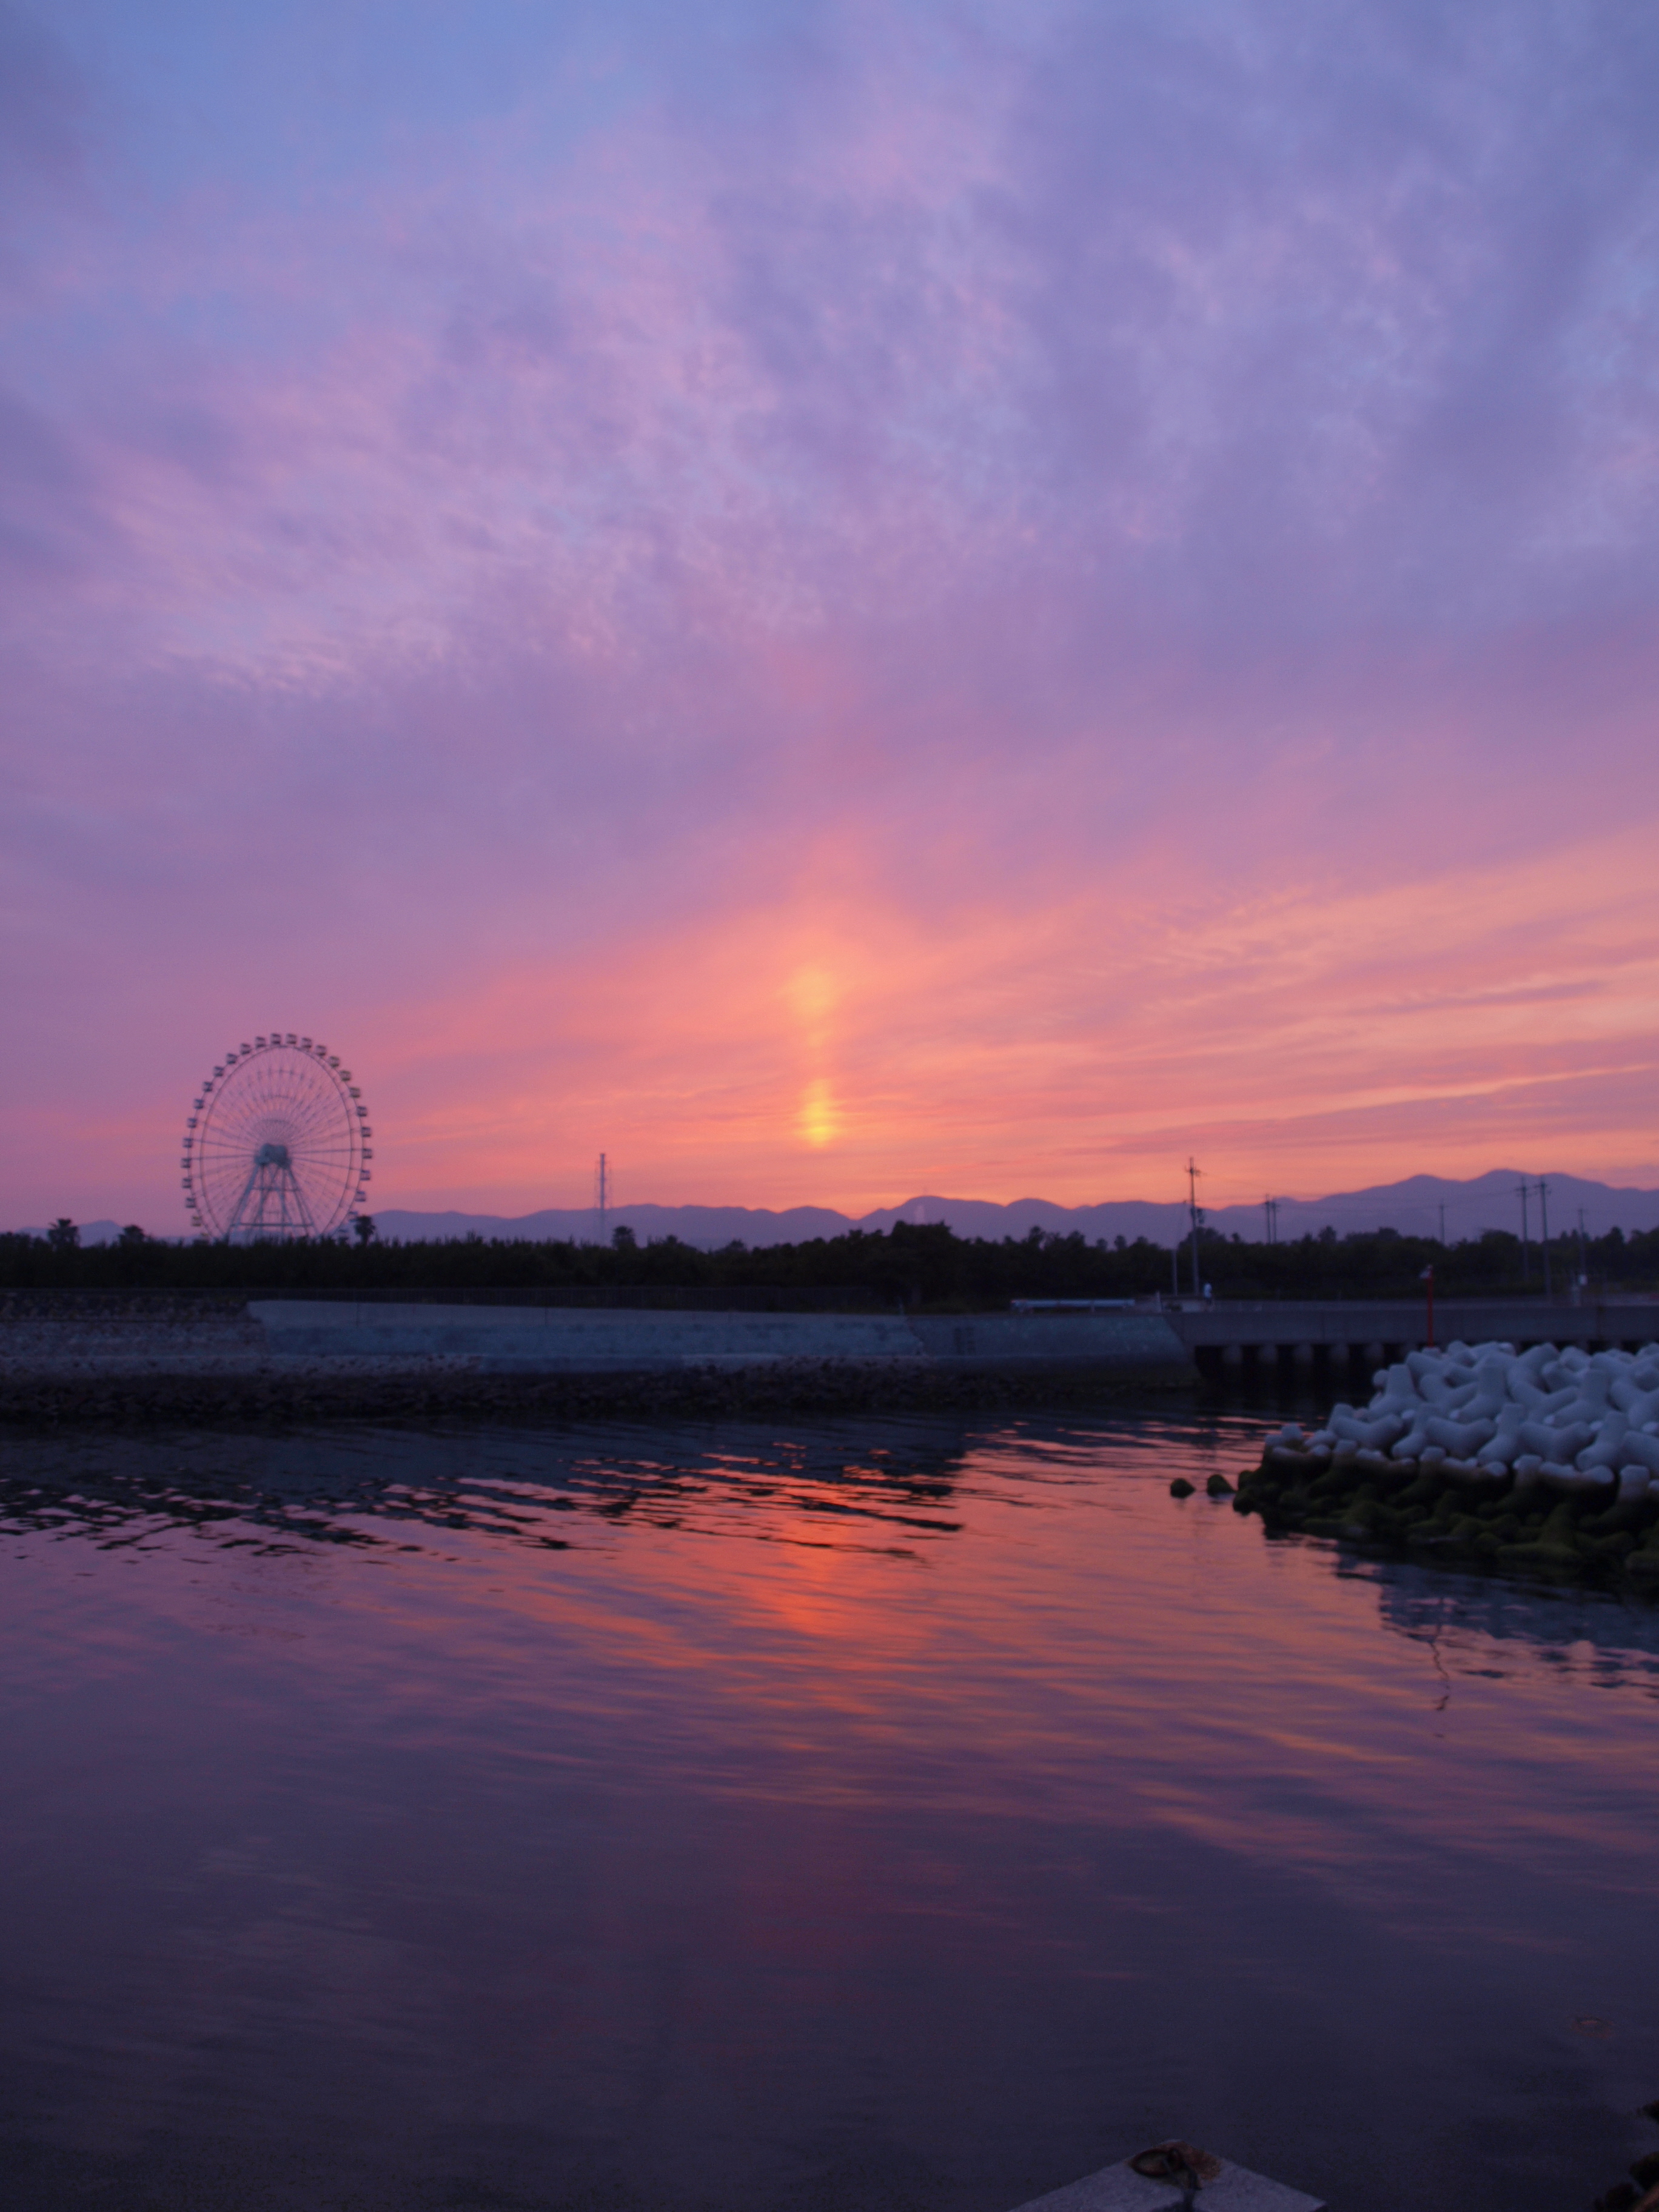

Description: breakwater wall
[1224,1335,1659,1590]
[1167,1295,1659,1380]
[0,1299,1196,1424]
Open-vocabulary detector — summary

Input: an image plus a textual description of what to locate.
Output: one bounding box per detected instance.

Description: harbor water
[1,1404,1656,2211]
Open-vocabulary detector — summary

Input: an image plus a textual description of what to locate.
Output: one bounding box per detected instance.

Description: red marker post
[1420,1264,1435,1349]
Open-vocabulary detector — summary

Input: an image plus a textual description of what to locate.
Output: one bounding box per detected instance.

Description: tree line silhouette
[5,1216,1659,1307]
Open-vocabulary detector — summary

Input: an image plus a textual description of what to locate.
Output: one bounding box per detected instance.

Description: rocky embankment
[1221,1338,1659,1587]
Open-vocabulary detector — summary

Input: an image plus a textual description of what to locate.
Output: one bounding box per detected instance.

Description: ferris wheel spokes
[181,1034,371,1241]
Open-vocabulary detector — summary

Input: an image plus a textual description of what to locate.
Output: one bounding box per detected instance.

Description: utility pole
[1187,1158,1203,1299]
[1438,1201,1446,1247]
[1263,1195,1279,1245]
[1537,1178,1552,1299]
[1577,1205,1589,1300]
[595,1151,609,1237]
[1515,1181,1530,1281]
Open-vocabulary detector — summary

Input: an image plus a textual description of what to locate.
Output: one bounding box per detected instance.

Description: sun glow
[798,1079,841,1148]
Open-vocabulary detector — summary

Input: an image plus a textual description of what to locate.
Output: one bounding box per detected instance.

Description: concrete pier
[1164,1295,1659,1381]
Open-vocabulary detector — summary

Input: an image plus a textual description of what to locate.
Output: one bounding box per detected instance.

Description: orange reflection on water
[4,1410,1659,2212]
[275,1416,1657,1892]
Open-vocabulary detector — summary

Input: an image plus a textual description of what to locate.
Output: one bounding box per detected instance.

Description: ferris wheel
[180,1033,372,1241]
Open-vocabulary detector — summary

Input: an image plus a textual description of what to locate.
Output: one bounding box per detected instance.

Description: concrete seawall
[250,1301,1196,1379]
[0,1300,1195,1424]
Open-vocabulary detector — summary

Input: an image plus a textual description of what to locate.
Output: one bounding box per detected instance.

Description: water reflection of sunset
[3,1410,1658,2209]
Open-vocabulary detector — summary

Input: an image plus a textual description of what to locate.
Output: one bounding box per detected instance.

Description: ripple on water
[0,1406,1656,2212]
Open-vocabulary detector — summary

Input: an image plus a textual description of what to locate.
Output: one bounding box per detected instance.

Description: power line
[1198,1184,1595,1235]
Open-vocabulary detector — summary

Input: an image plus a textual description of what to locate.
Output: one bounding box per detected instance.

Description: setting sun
[797,1078,841,1148]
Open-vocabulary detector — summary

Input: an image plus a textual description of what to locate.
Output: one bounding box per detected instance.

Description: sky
[4,0,1659,1230]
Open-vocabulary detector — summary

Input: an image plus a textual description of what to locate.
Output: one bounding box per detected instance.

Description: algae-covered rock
[1498,1500,1588,1574]
[1336,1497,1403,1541]
[1581,1495,1654,1541]
[1246,1338,1659,1588]
[1421,1490,1463,1531]
[1391,1469,1446,1513]
[1205,1472,1235,1496]
[1169,1476,1196,1498]
[1588,1529,1638,1561]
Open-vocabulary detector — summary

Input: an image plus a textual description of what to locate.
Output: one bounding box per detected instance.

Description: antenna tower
[595,1151,610,1236]
[1537,1178,1552,1298]
[1187,1158,1204,1298]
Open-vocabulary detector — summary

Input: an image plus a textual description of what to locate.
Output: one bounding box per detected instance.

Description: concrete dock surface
[1011,2151,1325,2212]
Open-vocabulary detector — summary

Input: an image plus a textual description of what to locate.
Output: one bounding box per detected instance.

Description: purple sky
[4,0,1658,1229]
